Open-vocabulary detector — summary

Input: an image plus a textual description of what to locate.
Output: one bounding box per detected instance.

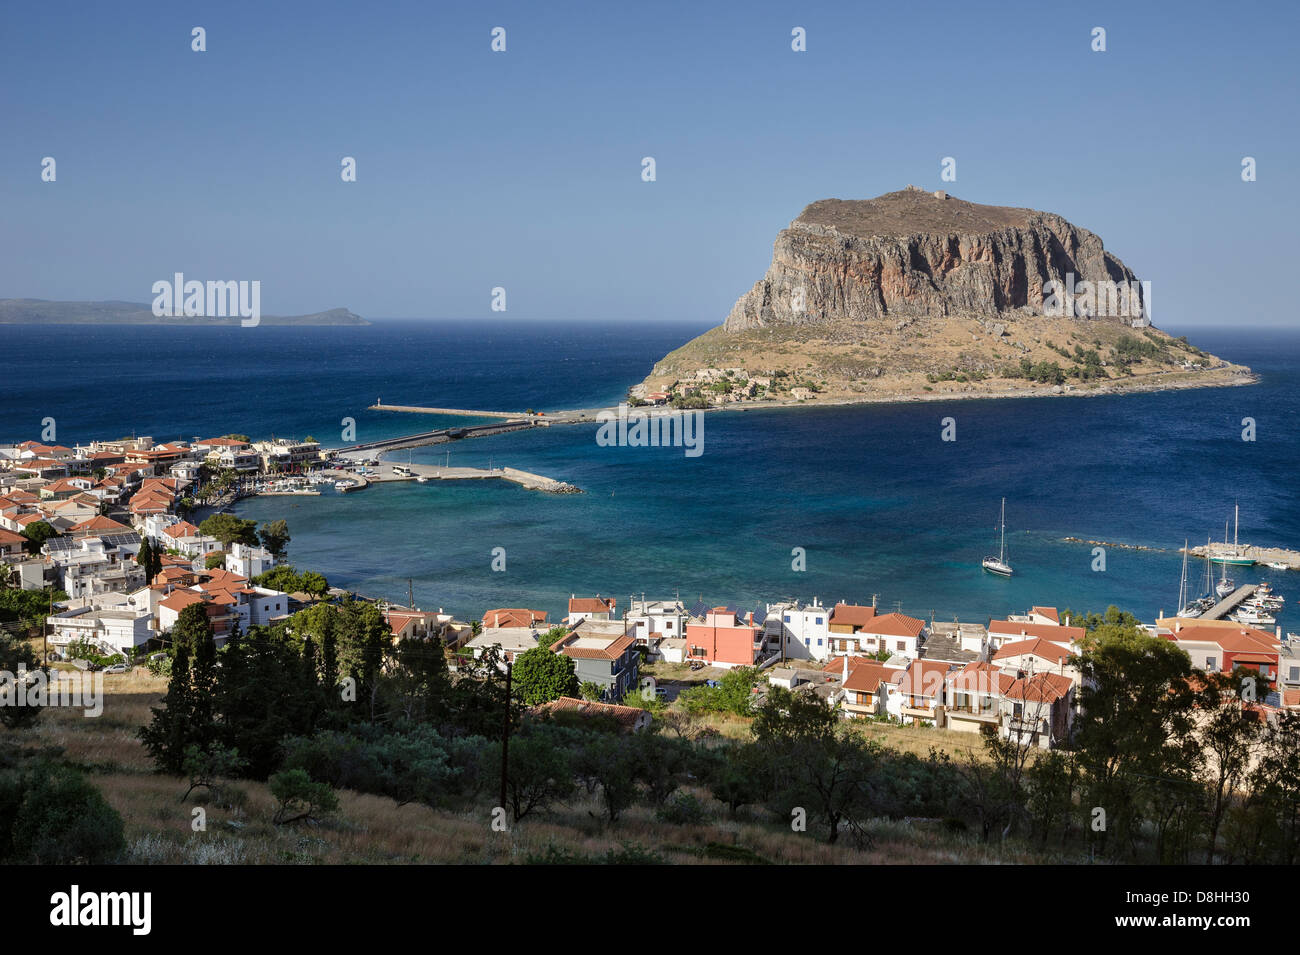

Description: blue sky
[1,0,1296,327]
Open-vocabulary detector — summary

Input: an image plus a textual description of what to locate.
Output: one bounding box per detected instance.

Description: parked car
[103,663,129,674]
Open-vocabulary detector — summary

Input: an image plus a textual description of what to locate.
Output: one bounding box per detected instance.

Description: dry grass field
[6,667,1074,865]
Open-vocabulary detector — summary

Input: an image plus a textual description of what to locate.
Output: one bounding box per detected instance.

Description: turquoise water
[2,320,1297,627]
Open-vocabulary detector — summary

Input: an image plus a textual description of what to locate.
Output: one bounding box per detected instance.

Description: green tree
[1197,669,1264,863]
[269,768,338,824]
[483,725,576,822]
[259,519,291,558]
[512,645,578,705]
[21,520,58,554]
[1072,621,1198,859]
[3,761,125,864]
[198,513,259,548]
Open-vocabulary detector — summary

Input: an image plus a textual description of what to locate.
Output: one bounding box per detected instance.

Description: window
[816,638,823,647]
[804,639,810,647]
[783,615,791,623]
[1291,667,1299,681]
[815,617,823,625]
[897,641,905,651]
[665,621,672,630]
[1206,656,1217,671]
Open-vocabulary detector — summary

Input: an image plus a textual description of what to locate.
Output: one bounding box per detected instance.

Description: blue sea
[2,319,1297,630]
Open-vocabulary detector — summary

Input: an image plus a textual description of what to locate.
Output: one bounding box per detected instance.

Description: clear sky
[1,0,1296,327]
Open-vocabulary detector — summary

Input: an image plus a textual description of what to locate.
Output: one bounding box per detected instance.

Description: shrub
[2,761,126,863]
[269,769,339,825]
[657,792,707,825]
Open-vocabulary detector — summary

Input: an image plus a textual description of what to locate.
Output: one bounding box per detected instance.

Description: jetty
[1200,584,1258,621]
[369,402,526,420]
[322,463,578,494]
[1187,542,1300,570]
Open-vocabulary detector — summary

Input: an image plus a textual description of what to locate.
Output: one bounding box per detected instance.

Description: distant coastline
[0,299,369,326]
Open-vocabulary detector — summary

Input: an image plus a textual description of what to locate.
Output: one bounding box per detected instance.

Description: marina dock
[322,463,578,494]
[1200,584,1258,621]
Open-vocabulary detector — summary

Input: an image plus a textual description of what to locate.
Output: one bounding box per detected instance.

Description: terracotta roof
[830,603,878,628]
[69,515,132,533]
[989,620,1085,643]
[1171,625,1279,653]
[163,521,200,539]
[1004,671,1073,705]
[842,660,898,694]
[1030,606,1061,623]
[947,660,1015,696]
[552,632,635,660]
[0,527,27,545]
[569,596,616,614]
[896,659,952,699]
[860,612,926,639]
[993,637,1075,667]
[538,696,649,731]
[483,608,547,628]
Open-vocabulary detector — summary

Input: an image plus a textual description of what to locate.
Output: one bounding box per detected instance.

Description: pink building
[685,607,761,669]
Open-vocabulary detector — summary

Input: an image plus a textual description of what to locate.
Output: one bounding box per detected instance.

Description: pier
[1200,584,1258,621]
[369,403,527,420]
[1187,542,1300,570]
[321,463,577,494]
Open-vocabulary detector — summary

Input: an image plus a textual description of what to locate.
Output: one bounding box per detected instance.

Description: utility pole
[499,659,513,815]
[408,578,414,610]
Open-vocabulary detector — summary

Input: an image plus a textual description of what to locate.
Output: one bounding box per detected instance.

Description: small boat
[1267,561,1290,571]
[416,476,429,484]
[982,498,1013,577]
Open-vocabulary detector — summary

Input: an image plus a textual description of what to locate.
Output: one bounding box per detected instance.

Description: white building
[766,598,832,661]
[626,597,689,659]
[227,542,275,579]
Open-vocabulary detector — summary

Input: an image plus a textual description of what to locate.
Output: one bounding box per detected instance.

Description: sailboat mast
[1178,540,1188,610]
[999,498,1006,562]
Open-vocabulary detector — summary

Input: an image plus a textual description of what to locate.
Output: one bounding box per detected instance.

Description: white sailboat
[982,498,1013,577]
[1177,540,1202,617]
[1215,522,1236,599]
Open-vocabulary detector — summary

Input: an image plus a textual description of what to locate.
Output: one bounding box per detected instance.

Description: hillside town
[4,430,1296,755]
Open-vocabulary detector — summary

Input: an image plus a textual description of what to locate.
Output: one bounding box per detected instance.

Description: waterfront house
[466,627,541,669]
[856,612,928,659]
[626,597,690,659]
[828,602,879,655]
[769,598,832,661]
[482,607,548,629]
[685,606,763,669]
[550,620,640,701]
[567,594,616,625]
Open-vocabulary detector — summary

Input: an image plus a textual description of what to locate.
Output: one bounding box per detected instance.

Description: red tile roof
[830,603,878,629]
[993,638,1075,667]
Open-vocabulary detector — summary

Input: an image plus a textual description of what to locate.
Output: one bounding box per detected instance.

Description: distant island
[0,299,369,326]
[636,188,1254,407]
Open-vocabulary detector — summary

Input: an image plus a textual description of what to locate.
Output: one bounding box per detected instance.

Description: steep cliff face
[637,188,1252,404]
[723,188,1141,331]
